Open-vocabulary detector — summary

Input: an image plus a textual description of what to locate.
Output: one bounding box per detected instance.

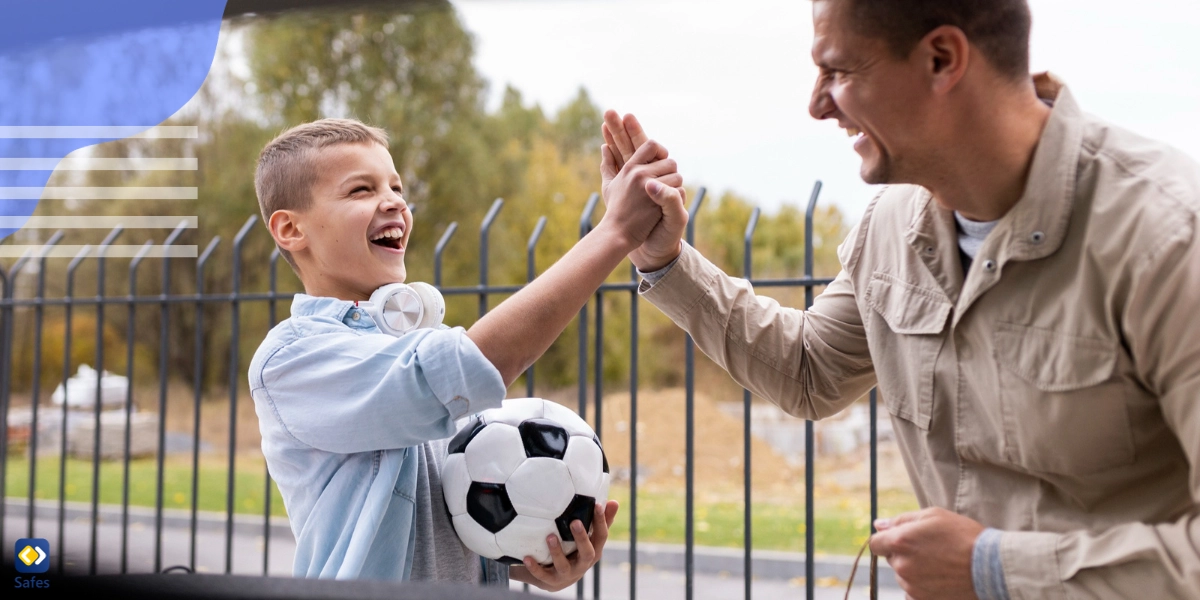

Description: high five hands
[600,110,689,271]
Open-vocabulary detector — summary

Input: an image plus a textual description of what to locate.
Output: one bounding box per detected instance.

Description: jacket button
[1030,231,1045,243]
[983,260,997,272]
[351,311,361,320]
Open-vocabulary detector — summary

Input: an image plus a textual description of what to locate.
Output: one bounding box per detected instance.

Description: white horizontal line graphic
[0,126,198,139]
[0,245,199,258]
[0,187,197,200]
[0,216,197,228]
[0,158,197,170]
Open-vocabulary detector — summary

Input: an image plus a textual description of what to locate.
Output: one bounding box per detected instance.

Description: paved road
[3,508,900,600]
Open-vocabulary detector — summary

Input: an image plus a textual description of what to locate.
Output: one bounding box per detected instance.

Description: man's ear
[918,25,970,95]
[269,209,308,253]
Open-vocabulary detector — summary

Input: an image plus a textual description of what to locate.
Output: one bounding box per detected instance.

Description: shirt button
[351,311,361,320]
[924,246,935,255]
[983,260,997,272]
[1030,231,1045,244]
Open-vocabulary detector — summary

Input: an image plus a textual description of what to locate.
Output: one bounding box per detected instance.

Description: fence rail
[0,182,878,600]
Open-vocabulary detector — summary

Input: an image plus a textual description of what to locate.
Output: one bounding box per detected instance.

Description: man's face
[296,142,412,300]
[808,0,933,184]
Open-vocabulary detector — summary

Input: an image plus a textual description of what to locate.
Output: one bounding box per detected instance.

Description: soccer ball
[442,398,610,565]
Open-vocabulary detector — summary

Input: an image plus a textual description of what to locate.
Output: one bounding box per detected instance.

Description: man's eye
[352,186,370,194]
[392,186,402,194]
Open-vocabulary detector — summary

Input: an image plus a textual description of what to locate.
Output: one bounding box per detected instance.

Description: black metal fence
[0,182,879,599]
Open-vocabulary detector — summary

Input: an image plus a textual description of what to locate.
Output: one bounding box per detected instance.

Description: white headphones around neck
[357,282,446,336]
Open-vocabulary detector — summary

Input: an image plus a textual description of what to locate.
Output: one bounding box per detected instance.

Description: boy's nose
[381,191,407,212]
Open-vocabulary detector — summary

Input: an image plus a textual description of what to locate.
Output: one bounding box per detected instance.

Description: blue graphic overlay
[14,538,50,574]
[0,1,227,241]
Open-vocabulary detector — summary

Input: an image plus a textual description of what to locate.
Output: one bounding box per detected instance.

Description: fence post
[191,236,221,571]
[122,240,154,573]
[524,216,547,398]
[57,245,92,572]
[743,207,760,600]
[153,221,186,572]
[1,248,34,563]
[576,192,599,600]
[683,187,707,600]
[227,215,258,574]
[479,198,504,319]
[433,222,458,288]
[91,225,125,576]
[264,248,281,576]
[803,180,822,600]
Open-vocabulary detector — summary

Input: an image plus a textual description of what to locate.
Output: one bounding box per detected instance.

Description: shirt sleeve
[637,249,684,289]
[638,238,876,420]
[256,325,506,454]
[996,215,1200,599]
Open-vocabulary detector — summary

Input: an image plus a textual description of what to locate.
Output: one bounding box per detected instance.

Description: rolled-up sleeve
[258,325,505,454]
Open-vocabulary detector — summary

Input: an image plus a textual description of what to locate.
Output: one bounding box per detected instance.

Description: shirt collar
[909,72,1084,265]
[290,293,373,328]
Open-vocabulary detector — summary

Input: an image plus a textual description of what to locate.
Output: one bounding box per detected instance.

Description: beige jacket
[642,75,1200,599]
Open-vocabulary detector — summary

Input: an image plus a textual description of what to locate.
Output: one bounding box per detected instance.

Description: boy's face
[291,142,412,301]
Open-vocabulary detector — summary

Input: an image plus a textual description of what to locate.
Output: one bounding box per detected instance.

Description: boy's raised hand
[601,110,688,272]
[510,500,619,592]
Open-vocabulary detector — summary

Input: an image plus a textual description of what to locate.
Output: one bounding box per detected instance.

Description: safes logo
[15,539,49,574]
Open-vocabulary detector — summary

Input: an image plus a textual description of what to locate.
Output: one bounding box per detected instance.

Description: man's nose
[809,78,835,121]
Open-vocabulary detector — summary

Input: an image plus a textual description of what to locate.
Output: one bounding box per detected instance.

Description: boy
[248,117,684,590]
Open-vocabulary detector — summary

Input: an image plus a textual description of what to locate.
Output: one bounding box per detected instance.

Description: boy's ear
[269,209,308,253]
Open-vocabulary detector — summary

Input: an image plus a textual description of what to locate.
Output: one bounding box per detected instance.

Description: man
[602,0,1200,598]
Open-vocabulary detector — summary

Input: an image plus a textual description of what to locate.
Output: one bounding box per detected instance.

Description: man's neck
[925,80,1053,222]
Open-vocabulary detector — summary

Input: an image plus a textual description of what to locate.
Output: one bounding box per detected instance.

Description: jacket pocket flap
[994,322,1117,391]
[866,273,951,335]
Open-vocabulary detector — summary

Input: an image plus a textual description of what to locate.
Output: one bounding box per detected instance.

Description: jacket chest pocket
[866,273,952,431]
[993,322,1135,475]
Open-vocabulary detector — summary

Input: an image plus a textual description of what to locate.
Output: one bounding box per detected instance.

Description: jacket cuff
[638,240,723,316]
[1000,530,1068,600]
[416,327,506,420]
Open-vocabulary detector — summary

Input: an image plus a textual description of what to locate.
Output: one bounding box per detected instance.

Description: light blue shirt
[248,293,506,581]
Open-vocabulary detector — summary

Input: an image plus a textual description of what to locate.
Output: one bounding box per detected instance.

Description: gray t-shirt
[408,438,482,583]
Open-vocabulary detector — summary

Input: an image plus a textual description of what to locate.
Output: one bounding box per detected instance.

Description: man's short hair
[254,118,390,271]
[835,0,1032,80]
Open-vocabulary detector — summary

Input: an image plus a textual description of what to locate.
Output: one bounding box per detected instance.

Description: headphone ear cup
[407,282,445,329]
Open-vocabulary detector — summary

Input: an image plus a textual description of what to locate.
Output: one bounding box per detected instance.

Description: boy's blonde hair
[254,118,390,271]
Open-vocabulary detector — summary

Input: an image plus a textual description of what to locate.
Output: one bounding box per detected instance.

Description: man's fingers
[868,528,896,557]
[623,113,649,150]
[646,180,684,209]
[875,510,923,531]
[604,109,635,162]
[601,144,619,180]
[655,173,684,189]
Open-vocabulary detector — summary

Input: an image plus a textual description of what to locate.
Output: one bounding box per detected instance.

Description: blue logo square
[15,538,50,573]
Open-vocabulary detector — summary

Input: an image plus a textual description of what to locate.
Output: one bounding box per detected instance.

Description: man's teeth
[370,227,404,241]
[846,127,863,138]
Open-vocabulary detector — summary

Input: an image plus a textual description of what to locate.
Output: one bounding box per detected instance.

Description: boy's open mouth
[369,225,405,250]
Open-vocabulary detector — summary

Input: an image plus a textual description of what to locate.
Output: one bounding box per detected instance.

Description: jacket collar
[290,293,363,325]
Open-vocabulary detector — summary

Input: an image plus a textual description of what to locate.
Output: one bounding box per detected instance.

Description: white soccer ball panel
[483,397,545,427]
[494,515,560,565]
[560,539,577,556]
[507,457,575,519]
[442,452,471,516]
[464,423,526,483]
[541,401,595,438]
[597,473,611,505]
[562,436,605,498]
[452,513,503,559]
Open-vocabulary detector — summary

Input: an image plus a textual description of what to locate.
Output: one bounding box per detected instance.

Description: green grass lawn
[5,456,917,556]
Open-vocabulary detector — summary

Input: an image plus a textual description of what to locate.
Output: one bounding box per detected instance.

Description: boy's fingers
[604,500,619,527]
[571,519,597,565]
[523,557,554,582]
[546,535,572,577]
[623,113,649,150]
[601,144,619,180]
[589,502,613,552]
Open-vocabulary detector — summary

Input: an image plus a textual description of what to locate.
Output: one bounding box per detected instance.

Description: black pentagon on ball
[518,419,569,459]
[555,494,596,542]
[593,435,609,474]
[448,415,486,454]
[496,556,524,566]
[467,482,517,533]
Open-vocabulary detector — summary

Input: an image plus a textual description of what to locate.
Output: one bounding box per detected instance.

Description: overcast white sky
[453,0,1200,221]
